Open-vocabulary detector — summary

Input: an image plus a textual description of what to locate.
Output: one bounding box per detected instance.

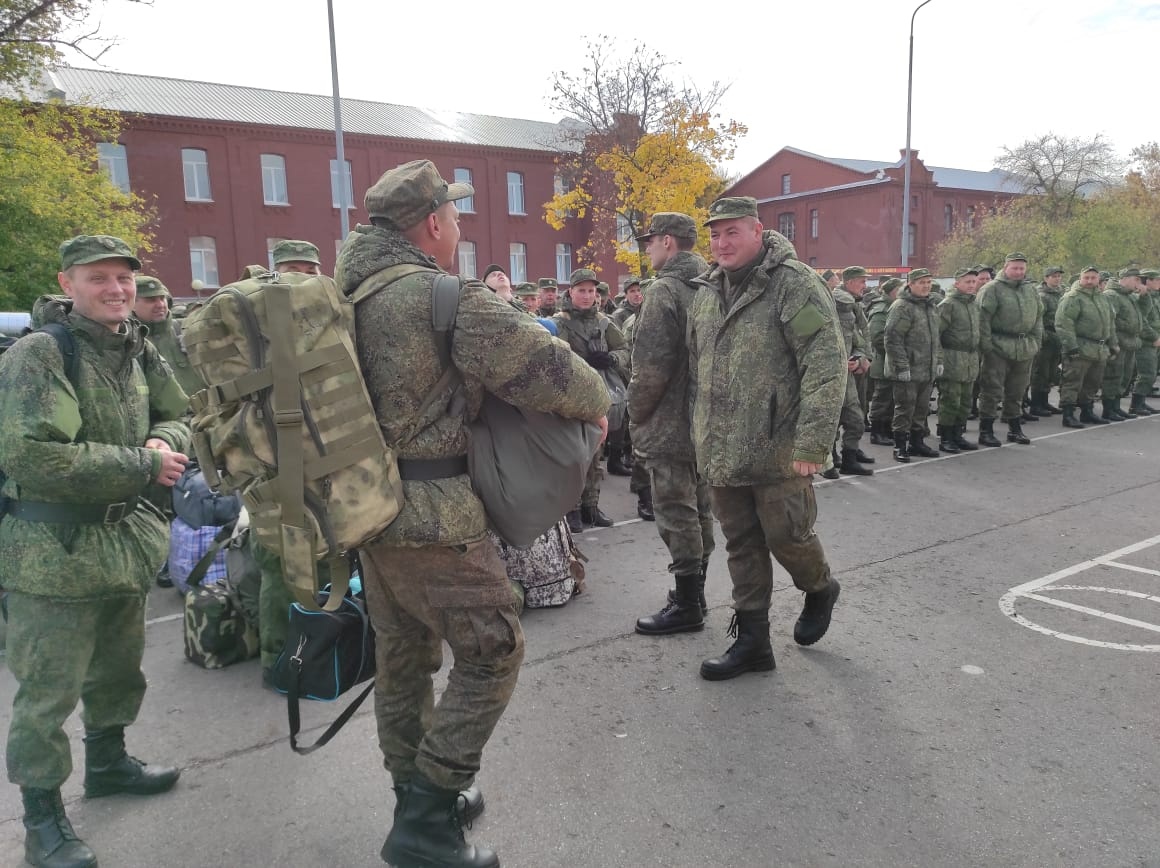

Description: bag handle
[183,523,236,590]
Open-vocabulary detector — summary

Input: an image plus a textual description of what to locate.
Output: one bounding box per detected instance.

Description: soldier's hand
[1153,338,1160,348]
[586,351,614,370]
[154,449,190,487]
[793,460,822,477]
[593,415,609,446]
[857,358,871,375]
[846,358,860,373]
[896,370,912,382]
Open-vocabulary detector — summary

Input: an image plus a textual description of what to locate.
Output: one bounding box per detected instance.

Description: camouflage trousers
[359,538,524,792]
[648,460,716,577]
[1102,347,1136,400]
[892,379,934,434]
[838,373,865,449]
[868,378,895,425]
[1059,355,1105,406]
[855,371,868,417]
[1030,335,1062,391]
[979,352,1034,420]
[709,482,831,613]
[1133,345,1158,397]
[937,379,973,426]
[6,592,147,789]
[629,454,650,496]
[579,452,602,509]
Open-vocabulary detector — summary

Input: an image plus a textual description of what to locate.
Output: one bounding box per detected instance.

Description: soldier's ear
[57,271,74,297]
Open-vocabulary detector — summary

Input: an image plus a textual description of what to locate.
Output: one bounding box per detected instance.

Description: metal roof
[756,177,892,204]
[783,145,1019,194]
[33,67,570,153]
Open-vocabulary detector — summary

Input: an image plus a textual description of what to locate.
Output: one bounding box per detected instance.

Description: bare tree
[996,133,1127,220]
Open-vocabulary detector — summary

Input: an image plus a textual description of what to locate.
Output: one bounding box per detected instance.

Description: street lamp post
[901,0,934,268]
[327,0,349,241]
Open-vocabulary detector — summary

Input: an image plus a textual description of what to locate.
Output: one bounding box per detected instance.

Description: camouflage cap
[569,267,599,286]
[1080,265,1100,274]
[1141,269,1160,280]
[821,269,836,281]
[704,196,759,225]
[1044,266,1065,277]
[842,266,869,281]
[636,211,697,241]
[623,276,642,290]
[1005,252,1028,263]
[1119,267,1141,278]
[906,268,933,282]
[597,281,610,295]
[271,239,321,267]
[515,282,539,297]
[60,235,141,271]
[1099,271,1111,280]
[973,264,995,275]
[364,159,474,229]
[537,277,558,290]
[880,277,905,294]
[135,275,169,298]
[953,267,980,279]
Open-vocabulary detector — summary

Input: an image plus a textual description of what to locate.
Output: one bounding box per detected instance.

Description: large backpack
[182,270,404,612]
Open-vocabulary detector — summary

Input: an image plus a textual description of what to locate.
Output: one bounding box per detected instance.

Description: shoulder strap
[349,263,433,305]
[36,323,80,391]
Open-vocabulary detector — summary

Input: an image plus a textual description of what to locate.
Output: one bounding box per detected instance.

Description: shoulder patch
[788,301,827,338]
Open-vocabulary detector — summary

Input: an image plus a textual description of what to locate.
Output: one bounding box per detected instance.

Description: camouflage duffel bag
[183,582,259,670]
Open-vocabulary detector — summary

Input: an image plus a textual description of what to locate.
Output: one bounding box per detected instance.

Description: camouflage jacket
[1103,280,1144,350]
[832,284,869,358]
[145,314,205,399]
[0,298,190,599]
[1038,283,1064,344]
[884,288,942,382]
[689,231,845,489]
[1136,291,1160,345]
[977,276,1044,361]
[612,300,641,327]
[937,289,981,382]
[551,306,630,376]
[628,251,706,462]
[1056,283,1117,361]
[865,295,893,379]
[336,225,608,548]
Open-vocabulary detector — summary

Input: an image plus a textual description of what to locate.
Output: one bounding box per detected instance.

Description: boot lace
[453,793,472,837]
[46,791,79,842]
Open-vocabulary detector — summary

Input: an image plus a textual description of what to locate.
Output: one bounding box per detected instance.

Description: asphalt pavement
[1,412,1158,868]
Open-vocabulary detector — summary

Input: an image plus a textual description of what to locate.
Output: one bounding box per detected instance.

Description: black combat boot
[580,505,613,527]
[1081,402,1109,424]
[937,424,961,453]
[909,430,939,458]
[869,418,893,446]
[1119,398,1138,419]
[566,509,584,533]
[1029,391,1052,416]
[668,562,710,615]
[606,445,632,476]
[891,430,911,463]
[22,788,97,868]
[1005,417,1031,445]
[1061,404,1085,428]
[839,447,874,476]
[953,423,978,450]
[83,727,180,798]
[636,573,705,635]
[1045,393,1062,414]
[978,418,1002,447]
[1130,395,1156,416]
[699,610,776,681]
[396,783,485,824]
[852,445,876,464]
[382,776,499,868]
[636,487,655,521]
[821,445,840,479]
[794,577,841,646]
[1101,398,1123,422]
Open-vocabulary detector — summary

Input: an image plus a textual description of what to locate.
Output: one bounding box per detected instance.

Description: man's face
[977,270,994,284]
[134,294,169,323]
[1147,278,1160,293]
[539,288,557,307]
[277,261,321,275]
[645,234,671,270]
[709,217,764,270]
[1080,271,1100,289]
[954,275,979,295]
[1044,273,1062,288]
[484,270,511,293]
[846,276,867,297]
[1128,276,1146,294]
[910,276,933,297]
[626,285,643,306]
[58,259,136,331]
[571,281,598,310]
[431,203,461,272]
[1004,261,1027,281]
[521,292,538,309]
[826,274,840,289]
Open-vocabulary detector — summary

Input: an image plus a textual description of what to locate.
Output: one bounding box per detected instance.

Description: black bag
[270,579,376,755]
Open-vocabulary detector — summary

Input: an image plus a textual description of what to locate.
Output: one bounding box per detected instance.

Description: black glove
[586,351,614,370]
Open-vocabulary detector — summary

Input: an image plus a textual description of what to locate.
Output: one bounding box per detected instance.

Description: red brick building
[33,67,604,295]
[726,146,1023,274]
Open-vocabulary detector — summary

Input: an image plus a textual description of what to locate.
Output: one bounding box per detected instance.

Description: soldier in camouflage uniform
[1028,266,1066,416]
[334,160,608,868]
[935,268,981,453]
[976,253,1044,446]
[536,277,560,316]
[1131,269,1160,414]
[884,268,942,462]
[829,266,874,475]
[865,277,903,445]
[1056,266,1118,427]
[482,264,530,316]
[0,236,191,868]
[597,281,618,315]
[133,275,204,400]
[604,279,642,477]
[271,239,323,275]
[687,197,844,681]
[618,304,655,521]
[628,213,716,636]
[554,268,630,531]
[1101,267,1144,421]
[613,278,643,327]
[514,281,539,313]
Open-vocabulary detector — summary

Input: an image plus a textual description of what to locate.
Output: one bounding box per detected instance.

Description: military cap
[364,159,473,230]
[60,235,141,271]
[1080,265,1100,274]
[821,269,836,281]
[953,267,980,279]
[880,277,905,294]
[271,239,321,267]
[1140,269,1160,279]
[1005,252,1028,263]
[569,267,599,286]
[842,266,870,281]
[482,264,506,281]
[597,281,610,295]
[515,282,538,298]
[537,277,558,290]
[623,277,642,290]
[973,264,995,275]
[704,196,759,224]
[1119,267,1141,278]
[135,275,169,298]
[1044,266,1064,277]
[636,211,697,241]
[1099,271,1111,280]
[906,268,932,282]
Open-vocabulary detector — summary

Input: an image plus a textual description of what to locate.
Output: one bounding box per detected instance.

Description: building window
[778,212,795,241]
[509,242,527,283]
[182,148,211,201]
[911,194,919,209]
[454,168,475,213]
[265,238,285,271]
[554,174,565,198]
[615,214,634,246]
[507,171,525,215]
[967,206,976,229]
[944,204,954,233]
[330,159,354,209]
[98,143,129,193]
[457,241,477,279]
[556,243,572,283]
[781,174,791,195]
[189,236,219,287]
[261,154,288,205]
[907,223,917,257]
[809,208,819,240]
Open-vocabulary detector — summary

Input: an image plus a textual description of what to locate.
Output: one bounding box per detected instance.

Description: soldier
[975,253,1044,446]
[831,266,874,475]
[822,269,839,289]
[612,278,643,327]
[1131,269,1160,414]
[687,196,844,681]
[936,268,981,452]
[271,239,323,275]
[884,268,942,462]
[629,212,716,636]
[967,265,995,421]
[865,277,903,445]
[133,275,204,401]
[481,264,527,315]
[597,280,618,315]
[536,278,560,315]
[514,281,539,314]
[0,235,191,868]
[1056,266,1118,427]
[1027,266,1066,417]
[1100,267,1144,421]
[1099,271,1111,290]
[552,269,629,531]
[334,160,608,867]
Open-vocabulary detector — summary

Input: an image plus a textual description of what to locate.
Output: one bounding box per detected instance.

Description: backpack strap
[348,264,431,305]
[36,323,81,391]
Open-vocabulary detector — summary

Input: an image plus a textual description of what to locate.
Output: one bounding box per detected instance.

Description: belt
[5,497,139,524]
[397,456,469,481]
[1079,337,1107,345]
[993,330,1029,339]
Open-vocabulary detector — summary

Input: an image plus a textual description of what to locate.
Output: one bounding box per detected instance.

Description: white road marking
[1101,561,1160,578]
[145,612,185,626]
[960,665,984,675]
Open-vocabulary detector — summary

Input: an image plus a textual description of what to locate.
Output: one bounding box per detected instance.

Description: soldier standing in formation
[1028,266,1065,416]
[1132,269,1160,414]
[935,268,981,453]
[1100,267,1144,421]
[829,265,874,475]
[864,277,903,445]
[884,268,942,462]
[535,277,560,315]
[1056,266,1118,428]
[133,275,204,400]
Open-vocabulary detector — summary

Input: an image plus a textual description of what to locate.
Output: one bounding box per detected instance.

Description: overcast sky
[67,0,1160,179]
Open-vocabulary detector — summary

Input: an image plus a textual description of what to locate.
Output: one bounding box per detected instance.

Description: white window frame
[555,243,572,284]
[454,168,475,213]
[778,212,795,242]
[809,208,819,240]
[509,242,527,283]
[781,173,791,195]
[189,236,219,287]
[182,148,212,201]
[330,159,354,210]
[458,240,477,279]
[507,171,525,215]
[907,223,917,256]
[98,142,129,193]
[261,154,289,206]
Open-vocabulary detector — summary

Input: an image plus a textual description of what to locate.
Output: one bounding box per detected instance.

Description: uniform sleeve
[977,285,995,352]
[141,340,191,453]
[868,307,887,354]
[1054,296,1078,355]
[1138,297,1159,342]
[852,305,869,357]
[602,317,630,373]
[1030,292,1044,345]
[628,281,679,426]
[884,302,911,376]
